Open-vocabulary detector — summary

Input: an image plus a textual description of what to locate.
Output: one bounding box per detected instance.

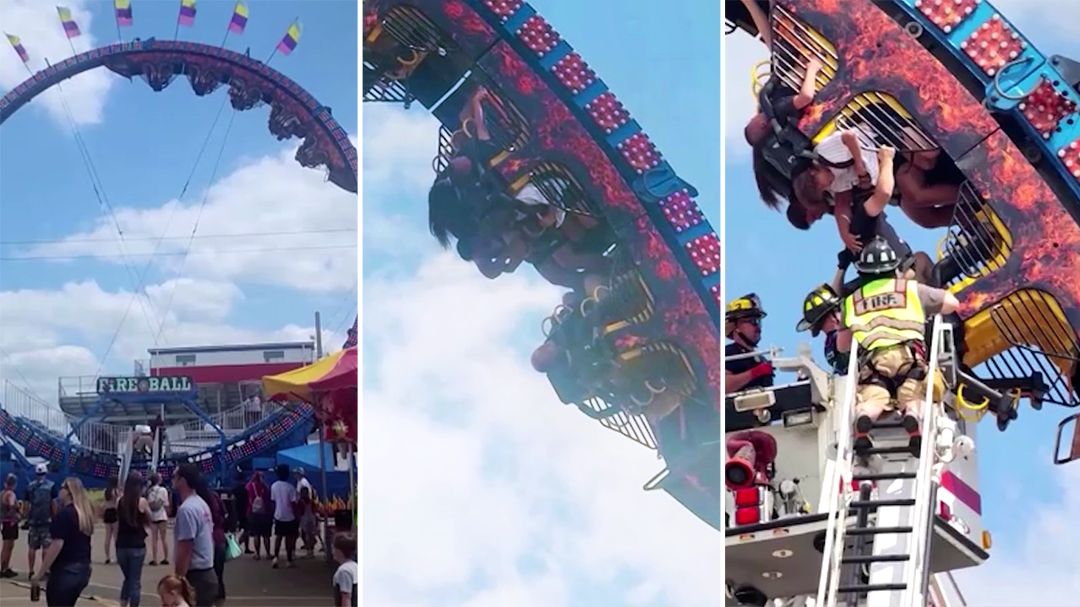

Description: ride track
[364,0,725,530]
[726,0,1080,442]
[0,37,358,486]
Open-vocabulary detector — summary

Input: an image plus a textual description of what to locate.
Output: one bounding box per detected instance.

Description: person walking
[116,472,150,607]
[102,476,119,564]
[172,464,218,607]
[0,473,19,578]
[24,463,58,581]
[245,471,271,560]
[30,477,94,607]
[147,473,170,566]
[269,464,298,569]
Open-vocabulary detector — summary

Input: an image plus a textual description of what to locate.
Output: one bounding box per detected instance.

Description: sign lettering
[854,292,907,316]
[96,376,193,394]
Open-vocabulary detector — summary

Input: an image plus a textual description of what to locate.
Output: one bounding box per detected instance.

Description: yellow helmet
[726,293,766,320]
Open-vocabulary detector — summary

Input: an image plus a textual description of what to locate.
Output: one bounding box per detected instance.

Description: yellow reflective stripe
[848,316,927,334]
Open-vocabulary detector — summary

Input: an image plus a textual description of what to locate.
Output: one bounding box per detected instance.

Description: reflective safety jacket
[842,278,926,351]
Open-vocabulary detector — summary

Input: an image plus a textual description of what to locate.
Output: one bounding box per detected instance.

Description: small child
[157,574,194,607]
[298,487,318,557]
[332,532,358,607]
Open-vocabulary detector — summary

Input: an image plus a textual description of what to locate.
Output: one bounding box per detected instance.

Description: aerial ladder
[815,316,969,607]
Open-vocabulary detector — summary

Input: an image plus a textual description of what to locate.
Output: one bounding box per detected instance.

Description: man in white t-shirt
[294,468,314,499]
[269,464,298,568]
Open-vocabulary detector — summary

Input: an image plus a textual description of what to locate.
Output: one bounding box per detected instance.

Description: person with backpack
[245,471,271,560]
[23,463,58,581]
[146,473,171,566]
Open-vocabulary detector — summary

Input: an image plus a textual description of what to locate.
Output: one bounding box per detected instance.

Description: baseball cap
[34,463,48,475]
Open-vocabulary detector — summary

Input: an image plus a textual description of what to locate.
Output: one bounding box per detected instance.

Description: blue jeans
[115,547,146,606]
[45,562,91,607]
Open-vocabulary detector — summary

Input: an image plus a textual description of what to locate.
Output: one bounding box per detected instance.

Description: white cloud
[363,254,724,607]
[18,141,359,293]
[956,463,1080,605]
[0,0,116,126]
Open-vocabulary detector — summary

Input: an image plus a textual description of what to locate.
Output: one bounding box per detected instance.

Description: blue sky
[0,0,358,410]
[362,1,722,606]
[724,1,1080,602]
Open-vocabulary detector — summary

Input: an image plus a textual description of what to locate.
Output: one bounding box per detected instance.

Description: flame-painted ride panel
[0,405,313,487]
[723,0,1080,406]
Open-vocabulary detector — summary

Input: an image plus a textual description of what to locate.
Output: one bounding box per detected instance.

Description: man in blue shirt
[173,464,217,607]
[796,283,849,375]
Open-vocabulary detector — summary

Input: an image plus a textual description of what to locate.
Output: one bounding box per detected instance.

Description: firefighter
[725,294,774,394]
[835,237,958,455]
[795,283,849,375]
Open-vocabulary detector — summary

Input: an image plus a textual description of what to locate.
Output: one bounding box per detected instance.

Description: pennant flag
[342,317,358,349]
[177,0,196,27]
[114,0,133,27]
[56,6,82,39]
[5,33,29,64]
[228,2,248,35]
[276,20,302,55]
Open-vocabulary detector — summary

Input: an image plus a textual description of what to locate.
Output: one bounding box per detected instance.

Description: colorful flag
[5,33,29,64]
[342,317,358,349]
[114,0,133,27]
[177,0,196,27]
[57,6,82,39]
[228,2,248,35]
[276,20,302,55]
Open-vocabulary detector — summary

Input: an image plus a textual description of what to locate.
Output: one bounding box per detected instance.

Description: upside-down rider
[834,237,958,455]
[795,283,849,375]
[725,294,775,394]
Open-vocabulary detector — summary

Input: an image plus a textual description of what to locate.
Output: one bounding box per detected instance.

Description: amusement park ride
[0,10,358,491]
[364,0,725,529]
[722,0,1080,606]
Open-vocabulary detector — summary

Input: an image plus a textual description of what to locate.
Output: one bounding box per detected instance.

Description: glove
[837,249,853,271]
[748,361,774,380]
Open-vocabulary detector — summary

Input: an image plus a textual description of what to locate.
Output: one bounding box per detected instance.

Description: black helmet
[854,237,900,275]
[796,284,841,336]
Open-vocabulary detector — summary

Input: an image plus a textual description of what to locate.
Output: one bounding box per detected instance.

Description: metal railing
[3,380,288,456]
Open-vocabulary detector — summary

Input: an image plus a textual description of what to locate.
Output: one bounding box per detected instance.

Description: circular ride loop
[724,1,1080,605]
[364,0,724,530]
[0,28,356,490]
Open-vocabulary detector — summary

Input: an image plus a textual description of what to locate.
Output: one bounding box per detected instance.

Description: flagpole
[116,17,123,44]
[174,21,180,41]
[265,16,297,65]
[221,29,230,49]
[66,37,77,60]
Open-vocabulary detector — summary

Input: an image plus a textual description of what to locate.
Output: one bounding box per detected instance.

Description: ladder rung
[864,445,915,455]
[837,583,908,593]
[850,498,916,508]
[841,553,911,564]
[852,471,917,482]
[847,526,913,535]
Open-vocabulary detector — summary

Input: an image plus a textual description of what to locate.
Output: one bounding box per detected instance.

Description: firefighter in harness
[835,237,959,456]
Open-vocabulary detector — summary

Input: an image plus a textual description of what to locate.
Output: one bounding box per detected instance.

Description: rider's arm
[834,191,854,243]
[917,284,960,316]
[793,58,823,110]
[863,146,896,217]
[835,328,852,353]
[740,0,773,48]
[831,266,846,295]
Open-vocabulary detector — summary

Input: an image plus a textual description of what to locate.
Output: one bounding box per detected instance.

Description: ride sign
[96,376,194,394]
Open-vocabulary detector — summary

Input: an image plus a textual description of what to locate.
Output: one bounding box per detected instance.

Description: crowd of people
[727,0,968,460]
[0,462,358,607]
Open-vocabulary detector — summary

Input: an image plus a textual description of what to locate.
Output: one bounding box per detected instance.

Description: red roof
[151,362,306,384]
